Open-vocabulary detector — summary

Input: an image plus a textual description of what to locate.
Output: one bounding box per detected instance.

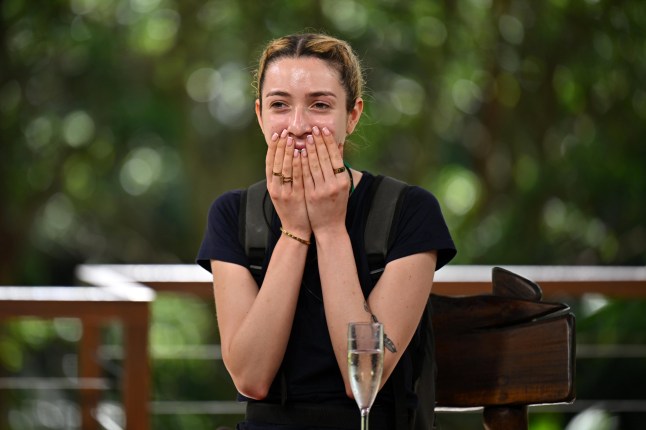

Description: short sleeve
[386,185,457,270]
[196,190,249,273]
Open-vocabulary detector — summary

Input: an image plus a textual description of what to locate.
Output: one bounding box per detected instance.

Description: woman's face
[255,57,363,153]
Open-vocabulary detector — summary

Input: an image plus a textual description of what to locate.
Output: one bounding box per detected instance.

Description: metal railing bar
[98,344,222,360]
[0,377,110,390]
[149,401,245,414]
[576,344,646,358]
[98,343,646,361]
[146,400,646,415]
[531,399,646,413]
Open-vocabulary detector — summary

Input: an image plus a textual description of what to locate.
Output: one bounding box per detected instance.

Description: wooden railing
[2,265,645,429]
[78,264,646,299]
[0,281,154,430]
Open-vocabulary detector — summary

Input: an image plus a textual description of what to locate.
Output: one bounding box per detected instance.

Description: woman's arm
[368,251,437,380]
[316,228,437,397]
[211,231,308,399]
[212,130,311,400]
[302,126,438,397]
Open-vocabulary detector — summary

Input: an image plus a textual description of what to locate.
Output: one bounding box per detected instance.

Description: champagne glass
[347,322,384,430]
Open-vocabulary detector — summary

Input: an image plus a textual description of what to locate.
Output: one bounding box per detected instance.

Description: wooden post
[483,405,528,430]
[79,320,101,430]
[122,304,150,429]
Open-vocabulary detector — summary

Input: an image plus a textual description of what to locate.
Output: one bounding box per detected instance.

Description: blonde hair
[255,33,364,113]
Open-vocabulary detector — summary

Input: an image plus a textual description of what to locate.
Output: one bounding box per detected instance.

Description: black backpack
[239,175,436,430]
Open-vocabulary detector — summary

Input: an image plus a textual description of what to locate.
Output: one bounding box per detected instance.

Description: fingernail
[294,149,300,157]
[322,127,331,136]
[302,148,308,157]
[313,126,320,135]
[287,137,293,147]
[307,135,314,145]
[271,132,279,141]
[281,129,288,138]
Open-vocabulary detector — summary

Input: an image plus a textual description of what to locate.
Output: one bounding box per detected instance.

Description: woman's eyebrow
[265,90,290,98]
[308,91,337,98]
[265,90,337,98]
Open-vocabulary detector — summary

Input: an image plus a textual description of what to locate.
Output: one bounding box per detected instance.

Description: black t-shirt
[196,171,456,409]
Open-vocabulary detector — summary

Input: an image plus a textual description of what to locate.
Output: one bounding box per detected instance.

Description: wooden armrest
[432,267,576,416]
[430,294,569,333]
[435,312,575,407]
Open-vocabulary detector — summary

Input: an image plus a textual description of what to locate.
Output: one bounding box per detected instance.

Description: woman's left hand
[301,126,350,236]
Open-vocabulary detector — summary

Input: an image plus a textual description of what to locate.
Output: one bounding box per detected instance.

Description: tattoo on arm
[364,301,397,353]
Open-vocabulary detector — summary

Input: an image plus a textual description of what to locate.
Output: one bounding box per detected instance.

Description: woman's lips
[293,136,308,152]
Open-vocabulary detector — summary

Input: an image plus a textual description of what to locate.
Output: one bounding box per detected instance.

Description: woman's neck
[349,168,362,192]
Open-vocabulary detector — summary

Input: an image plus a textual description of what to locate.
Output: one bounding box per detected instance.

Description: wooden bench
[0,281,155,430]
[432,267,575,429]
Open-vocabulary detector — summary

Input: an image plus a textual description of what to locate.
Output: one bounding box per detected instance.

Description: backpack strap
[240,179,273,283]
[364,175,409,430]
[410,302,437,430]
[364,175,408,284]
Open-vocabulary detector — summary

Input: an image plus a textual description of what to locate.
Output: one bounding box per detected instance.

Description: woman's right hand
[266,129,311,239]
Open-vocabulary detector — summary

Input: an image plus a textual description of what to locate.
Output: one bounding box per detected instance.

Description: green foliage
[2,0,645,285]
[2,0,646,428]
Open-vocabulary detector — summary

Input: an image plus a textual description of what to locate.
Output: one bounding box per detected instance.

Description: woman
[197,33,456,430]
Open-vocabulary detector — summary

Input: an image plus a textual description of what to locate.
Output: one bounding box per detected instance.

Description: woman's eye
[270,101,287,109]
[312,102,330,110]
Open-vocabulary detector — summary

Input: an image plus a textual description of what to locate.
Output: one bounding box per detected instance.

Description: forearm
[220,236,308,398]
[315,227,370,394]
[317,230,438,398]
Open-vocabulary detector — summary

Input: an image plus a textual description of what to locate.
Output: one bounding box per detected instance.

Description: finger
[305,133,324,185]
[301,146,315,192]
[312,126,333,180]
[271,129,288,185]
[265,131,279,180]
[322,127,344,177]
[292,148,304,193]
[281,136,294,186]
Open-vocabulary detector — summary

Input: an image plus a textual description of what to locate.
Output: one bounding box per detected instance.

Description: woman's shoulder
[403,183,441,207]
[197,188,248,272]
[360,172,440,206]
[206,189,244,226]
[209,188,243,210]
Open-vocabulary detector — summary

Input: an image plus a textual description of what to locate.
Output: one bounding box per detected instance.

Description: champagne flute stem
[361,409,369,430]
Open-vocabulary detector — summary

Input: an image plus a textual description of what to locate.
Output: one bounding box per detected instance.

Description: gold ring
[272,171,283,177]
[281,176,293,184]
[332,166,346,175]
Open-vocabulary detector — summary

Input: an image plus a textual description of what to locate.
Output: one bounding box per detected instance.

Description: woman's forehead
[263,57,343,96]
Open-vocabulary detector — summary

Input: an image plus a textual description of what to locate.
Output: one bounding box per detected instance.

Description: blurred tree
[1,0,645,286]
[1,0,645,428]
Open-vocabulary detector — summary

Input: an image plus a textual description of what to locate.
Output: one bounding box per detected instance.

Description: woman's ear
[346,98,364,135]
[255,99,263,130]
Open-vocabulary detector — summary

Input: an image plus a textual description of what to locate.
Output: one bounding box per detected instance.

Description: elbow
[234,378,271,400]
[344,380,355,401]
[223,350,274,400]
[228,366,272,400]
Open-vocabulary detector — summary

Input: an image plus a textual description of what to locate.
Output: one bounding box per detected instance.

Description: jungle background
[1,0,645,429]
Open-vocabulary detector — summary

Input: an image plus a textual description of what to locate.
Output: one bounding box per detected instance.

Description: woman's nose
[287,107,310,136]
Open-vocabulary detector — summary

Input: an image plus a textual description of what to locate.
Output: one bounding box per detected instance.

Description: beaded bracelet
[279,227,311,246]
